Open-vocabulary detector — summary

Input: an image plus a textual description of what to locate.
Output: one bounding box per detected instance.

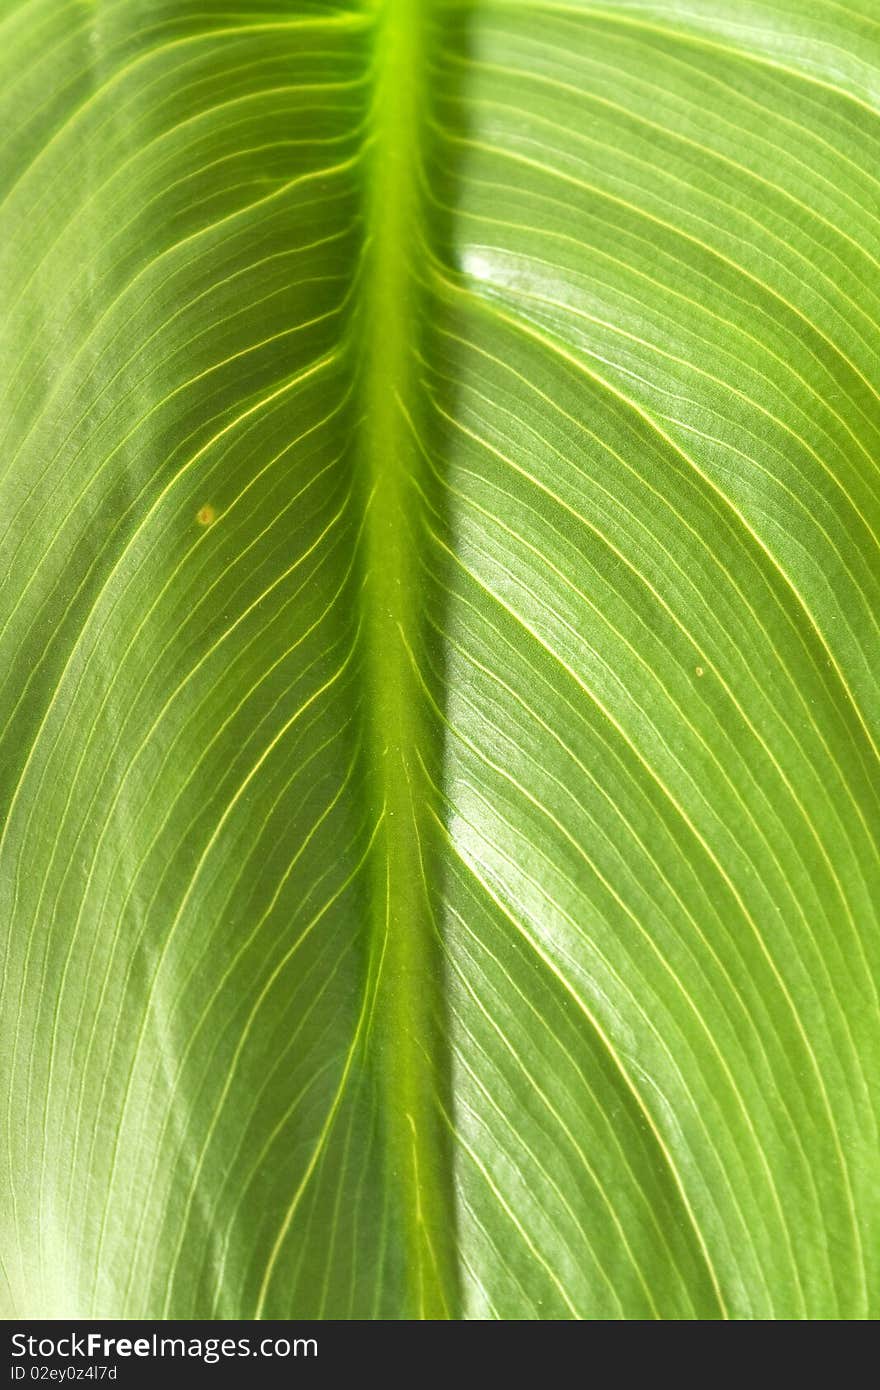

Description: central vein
[358,0,457,1317]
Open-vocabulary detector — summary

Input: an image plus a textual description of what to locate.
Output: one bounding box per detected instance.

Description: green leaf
[2,0,879,1320]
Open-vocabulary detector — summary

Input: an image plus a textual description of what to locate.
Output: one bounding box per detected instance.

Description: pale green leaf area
[1,0,878,1321]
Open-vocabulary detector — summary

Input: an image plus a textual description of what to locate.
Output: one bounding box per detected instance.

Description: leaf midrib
[356,0,459,1318]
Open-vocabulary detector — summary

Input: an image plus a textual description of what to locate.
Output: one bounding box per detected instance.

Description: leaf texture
[1,0,879,1320]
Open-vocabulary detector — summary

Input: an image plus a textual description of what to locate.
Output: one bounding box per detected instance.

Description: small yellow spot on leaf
[196,504,216,527]
[695,665,704,677]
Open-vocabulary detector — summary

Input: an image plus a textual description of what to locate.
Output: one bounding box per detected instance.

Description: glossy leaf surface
[2,0,879,1319]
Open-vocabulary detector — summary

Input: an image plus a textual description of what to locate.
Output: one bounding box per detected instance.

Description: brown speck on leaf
[196,504,216,527]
